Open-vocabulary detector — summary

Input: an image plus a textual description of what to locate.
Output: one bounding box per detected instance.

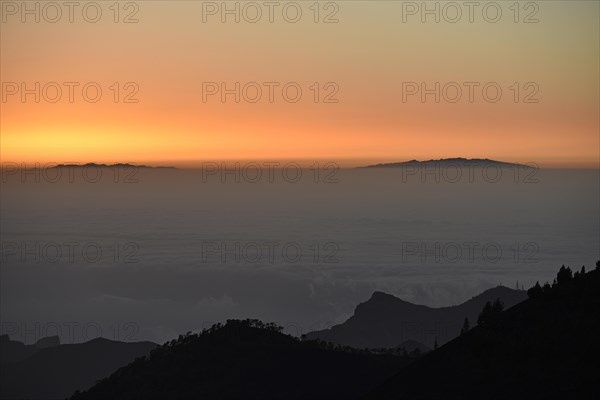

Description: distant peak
[368,291,401,302]
[371,291,390,298]
[466,286,526,304]
[86,337,118,344]
[483,285,524,294]
[360,291,414,310]
[35,335,60,348]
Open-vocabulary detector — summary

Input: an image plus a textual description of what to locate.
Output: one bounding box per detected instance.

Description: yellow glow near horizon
[1,1,598,168]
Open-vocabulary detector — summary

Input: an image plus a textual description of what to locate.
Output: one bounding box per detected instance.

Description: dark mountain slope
[366,265,600,400]
[0,338,156,400]
[70,320,413,400]
[305,286,526,348]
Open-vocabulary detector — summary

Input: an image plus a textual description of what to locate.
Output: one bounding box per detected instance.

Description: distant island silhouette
[361,158,535,169]
[51,163,176,169]
[37,159,537,171]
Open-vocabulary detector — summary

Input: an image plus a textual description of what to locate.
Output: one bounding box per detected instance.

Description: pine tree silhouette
[460,318,470,335]
[478,299,504,326]
[556,265,573,285]
[527,282,543,298]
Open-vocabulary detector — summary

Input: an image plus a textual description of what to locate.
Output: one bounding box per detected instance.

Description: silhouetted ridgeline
[0,334,60,364]
[67,263,599,400]
[362,158,534,169]
[0,337,156,400]
[304,286,526,348]
[69,264,599,399]
[50,163,176,169]
[366,262,600,399]
[69,319,413,400]
[4,264,596,399]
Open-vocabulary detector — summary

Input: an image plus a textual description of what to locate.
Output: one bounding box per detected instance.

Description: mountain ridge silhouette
[365,264,600,399]
[68,264,599,399]
[0,336,156,400]
[69,320,414,400]
[304,285,526,348]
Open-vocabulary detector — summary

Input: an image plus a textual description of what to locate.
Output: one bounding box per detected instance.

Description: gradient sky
[1,1,598,167]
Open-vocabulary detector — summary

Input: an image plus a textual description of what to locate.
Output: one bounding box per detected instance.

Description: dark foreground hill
[70,320,414,400]
[0,338,156,400]
[304,286,526,348]
[366,265,600,399]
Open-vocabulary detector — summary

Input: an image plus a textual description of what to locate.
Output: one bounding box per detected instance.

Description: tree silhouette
[556,265,573,285]
[491,298,504,313]
[542,282,552,293]
[477,299,504,326]
[410,348,422,357]
[460,318,470,335]
[527,282,543,299]
[477,302,492,325]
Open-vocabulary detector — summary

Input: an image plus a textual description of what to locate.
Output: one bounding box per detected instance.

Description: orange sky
[1,1,598,168]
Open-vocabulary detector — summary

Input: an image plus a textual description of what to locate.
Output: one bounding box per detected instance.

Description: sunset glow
[1,1,598,167]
